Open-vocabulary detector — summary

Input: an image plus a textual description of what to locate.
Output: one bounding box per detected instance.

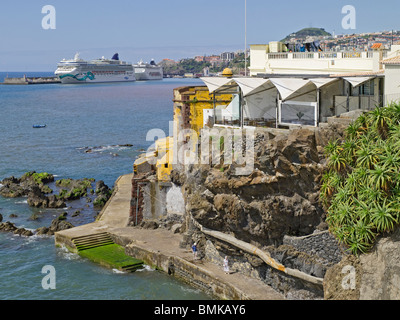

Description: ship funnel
[112,53,119,60]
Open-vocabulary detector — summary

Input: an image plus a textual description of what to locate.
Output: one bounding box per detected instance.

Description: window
[359,80,374,96]
[354,80,375,96]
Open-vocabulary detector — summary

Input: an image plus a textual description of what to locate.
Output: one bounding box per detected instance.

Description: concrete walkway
[55,173,285,301]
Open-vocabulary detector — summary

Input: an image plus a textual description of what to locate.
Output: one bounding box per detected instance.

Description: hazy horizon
[1,0,399,71]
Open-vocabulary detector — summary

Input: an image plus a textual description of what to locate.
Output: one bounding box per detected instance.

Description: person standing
[223,256,230,274]
[191,242,198,260]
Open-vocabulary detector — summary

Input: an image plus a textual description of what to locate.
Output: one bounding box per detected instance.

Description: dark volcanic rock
[180,125,346,247]
[93,180,112,208]
[0,221,18,232]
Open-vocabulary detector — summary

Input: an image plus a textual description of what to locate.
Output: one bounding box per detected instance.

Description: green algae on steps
[78,243,144,272]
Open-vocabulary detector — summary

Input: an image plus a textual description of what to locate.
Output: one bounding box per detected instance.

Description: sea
[0,72,211,300]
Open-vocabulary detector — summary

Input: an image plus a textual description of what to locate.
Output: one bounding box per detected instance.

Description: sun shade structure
[233,78,275,97]
[268,78,315,101]
[200,77,238,94]
[308,77,340,89]
[343,76,376,88]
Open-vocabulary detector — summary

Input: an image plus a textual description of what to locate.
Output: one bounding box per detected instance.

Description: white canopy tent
[309,77,340,89]
[200,77,238,94]
[199,76,344,128]
[268,78,317,101]
[233,78,275,97]
[342,76,376,88]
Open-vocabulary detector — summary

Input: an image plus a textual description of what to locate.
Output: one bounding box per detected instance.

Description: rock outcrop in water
[0,172,112,237]
[0,172,66,209]
[0,172,112,210]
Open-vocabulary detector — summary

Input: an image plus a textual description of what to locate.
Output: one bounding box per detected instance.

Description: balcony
[267,51,382,61]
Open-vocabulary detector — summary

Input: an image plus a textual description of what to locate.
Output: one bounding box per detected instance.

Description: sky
[0,0,399,71]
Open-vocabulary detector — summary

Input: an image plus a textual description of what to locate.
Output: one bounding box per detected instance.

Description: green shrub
[321,103,400,255]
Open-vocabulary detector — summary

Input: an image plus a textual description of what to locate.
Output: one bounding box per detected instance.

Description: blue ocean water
[0,73,210,300]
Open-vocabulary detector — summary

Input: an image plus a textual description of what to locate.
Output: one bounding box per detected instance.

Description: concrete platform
[55,173,284,300]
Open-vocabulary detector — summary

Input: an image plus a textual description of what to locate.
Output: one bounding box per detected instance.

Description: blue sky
[0,0,399,71]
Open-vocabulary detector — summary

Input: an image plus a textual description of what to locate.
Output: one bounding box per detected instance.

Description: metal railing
[268,53,288,59]
[292,52,315,59]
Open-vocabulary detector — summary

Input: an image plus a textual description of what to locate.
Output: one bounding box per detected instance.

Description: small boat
[33,125,47,128]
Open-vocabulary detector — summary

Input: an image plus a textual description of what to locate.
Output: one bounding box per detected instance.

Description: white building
[249,41,396,76]
[197,42,400,130]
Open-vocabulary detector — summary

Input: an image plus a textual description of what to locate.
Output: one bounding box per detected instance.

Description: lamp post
[245,0,247,77]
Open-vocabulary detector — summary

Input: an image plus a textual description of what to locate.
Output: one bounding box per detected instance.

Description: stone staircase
[71,232,144,272]
[72,233,115,252]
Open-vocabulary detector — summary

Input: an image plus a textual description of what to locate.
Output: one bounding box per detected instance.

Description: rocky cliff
[173,124,345,247]
[168,123,347,298]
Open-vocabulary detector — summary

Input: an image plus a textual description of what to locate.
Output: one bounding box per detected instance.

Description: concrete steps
[72,233,115,252]
[72,232,144,272]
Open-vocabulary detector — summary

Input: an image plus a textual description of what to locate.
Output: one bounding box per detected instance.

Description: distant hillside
[282,28,332,42]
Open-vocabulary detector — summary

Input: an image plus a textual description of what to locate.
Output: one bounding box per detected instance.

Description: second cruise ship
[134,59,163,81]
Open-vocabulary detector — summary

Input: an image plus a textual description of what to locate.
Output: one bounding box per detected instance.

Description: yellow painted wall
[138,86,233,182]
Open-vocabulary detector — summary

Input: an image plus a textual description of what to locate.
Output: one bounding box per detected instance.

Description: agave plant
[345,122,362,141]
[386,102,400,125]
[324,104,400,255]
[369,107,391,140]
[353,199,372,224]
[320,171,343,204]
[369,164,393,193]
[324,140,342,157]
[346,224,374,255]
[328,152,347,173]
[342,140,358,167]
[356,141,380,169]
[370,200,398,233]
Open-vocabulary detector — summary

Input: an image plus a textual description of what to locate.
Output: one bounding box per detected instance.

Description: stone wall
[203,237,324,300]
[283,231,343,265]
[130,172,185,226]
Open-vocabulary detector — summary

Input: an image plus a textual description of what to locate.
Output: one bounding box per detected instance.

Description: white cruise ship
[134,59,163,81]
[55,53,136,84]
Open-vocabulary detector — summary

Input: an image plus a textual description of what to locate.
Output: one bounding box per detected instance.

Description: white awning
[200,77,237,94]
[269,78,314,101]
[343,76,375,88]
[233,78,275,97]
[308,78,340,89]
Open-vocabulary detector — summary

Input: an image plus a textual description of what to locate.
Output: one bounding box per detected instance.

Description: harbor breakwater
[2,76,61,85]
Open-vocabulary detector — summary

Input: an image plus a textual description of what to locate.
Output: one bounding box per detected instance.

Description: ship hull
[57,72,136,84]
[134,66,163,81]
[55,53,136,84]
